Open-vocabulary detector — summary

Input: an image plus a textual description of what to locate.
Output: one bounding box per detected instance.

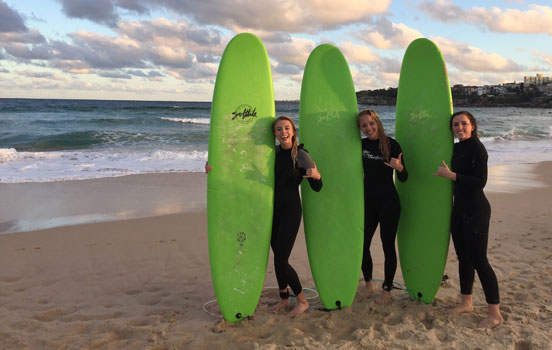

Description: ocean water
[1,98,551,183]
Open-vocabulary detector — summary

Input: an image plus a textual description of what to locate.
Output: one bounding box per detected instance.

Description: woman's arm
[297,148,323,192]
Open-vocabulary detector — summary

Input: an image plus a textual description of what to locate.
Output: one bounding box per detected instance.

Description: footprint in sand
[33,307,76,322]
[383,312,403,326]
[0,276,21,283]
[393,330,413,340]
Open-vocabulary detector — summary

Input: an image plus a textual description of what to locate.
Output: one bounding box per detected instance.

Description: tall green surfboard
[299,44,364,310]
[207,33,275,322]
[395,38,453,303]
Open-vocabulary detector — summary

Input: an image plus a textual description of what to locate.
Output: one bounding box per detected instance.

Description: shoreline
[1,162,549,235]
[0,162,550,349]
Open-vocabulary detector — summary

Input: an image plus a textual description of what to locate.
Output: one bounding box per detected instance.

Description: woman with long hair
[206,115,322,317]
[270,115,322,317]
[434,111,503,328]
[358,109,408,305]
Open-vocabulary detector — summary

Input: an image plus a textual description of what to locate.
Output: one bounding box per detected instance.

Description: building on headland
[451,74,552,97]
[358,74,552,106]
[524,74,552,96]
[524,73,551,86]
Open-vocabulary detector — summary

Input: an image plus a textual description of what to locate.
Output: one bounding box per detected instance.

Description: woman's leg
[467,227,503,328]
[271,207,306,315]
[450,212,476,313]
[362,206,379,297]
[376,202,400,305]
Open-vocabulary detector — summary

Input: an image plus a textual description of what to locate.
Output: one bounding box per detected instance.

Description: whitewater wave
[161,117,210,125]
[0,148,209,183]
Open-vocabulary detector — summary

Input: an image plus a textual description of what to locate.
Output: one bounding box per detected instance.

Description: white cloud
[476,5,552,35]
[534,50,552,67]
[265,36,316,68]
[57,0,391,33]
[340,41,379,64]
[191,0,390,32]
[16,69,66,81]
[431,36,524,72]
[447,70,524,86]
[419,1,552,35]
[356,19,424,49]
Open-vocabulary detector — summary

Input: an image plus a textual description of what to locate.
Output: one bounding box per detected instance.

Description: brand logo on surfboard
[237,232,246,247]
[232,104,257,124]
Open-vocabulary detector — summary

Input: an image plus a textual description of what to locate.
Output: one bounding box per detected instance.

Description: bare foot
[365,280,374,298]
[449,294,473,315]
[272,298,289,314]
[478,304,503,328]
[478,315,504,329]
[375,290,392,305]
[288,300,309,318]
[448,303,473,314]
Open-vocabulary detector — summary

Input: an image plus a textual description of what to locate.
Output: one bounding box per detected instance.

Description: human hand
[385,153,404,172]
[432,160,455,180]
[205,161,212,174]
[304,162,321,180]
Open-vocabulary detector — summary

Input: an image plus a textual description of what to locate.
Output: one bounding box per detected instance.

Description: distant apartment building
[451,84,478,95]
[524,73,551,86]
[452,75,552,97]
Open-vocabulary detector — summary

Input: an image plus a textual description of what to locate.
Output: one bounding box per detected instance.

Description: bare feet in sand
[288,292,309,318]
[272,298,289,314]
[478,314,504,329]
[478,304,504,329]
[449,295,503,328]
[288,300,309,318]
[375,290,392,305]
[449,294,473,314]
[365,280,374,298]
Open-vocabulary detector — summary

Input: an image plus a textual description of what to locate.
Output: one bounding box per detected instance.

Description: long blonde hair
[358,109,390,161]
[273,115,298,168]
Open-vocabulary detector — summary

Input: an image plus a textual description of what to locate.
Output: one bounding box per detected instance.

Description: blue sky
[1,0,551,101]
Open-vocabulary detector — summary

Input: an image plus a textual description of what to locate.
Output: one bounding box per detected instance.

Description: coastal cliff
[356,88,552,108]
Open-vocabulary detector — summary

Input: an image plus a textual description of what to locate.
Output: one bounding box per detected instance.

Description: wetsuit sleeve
[456,141,488,189]
[392,139,408,183]
[297,148,323,192]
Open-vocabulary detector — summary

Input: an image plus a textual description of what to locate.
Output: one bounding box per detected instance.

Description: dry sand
[0,163,551,349]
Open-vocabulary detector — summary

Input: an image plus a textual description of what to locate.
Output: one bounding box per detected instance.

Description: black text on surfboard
[232,104,257,124]
[237,232,246,247]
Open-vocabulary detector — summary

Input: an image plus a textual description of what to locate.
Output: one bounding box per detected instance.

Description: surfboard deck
[395,38,453,303]
[207,33,275,322]
[299,44,364,310]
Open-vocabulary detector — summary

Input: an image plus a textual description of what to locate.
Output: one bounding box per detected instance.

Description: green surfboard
[395,38,453,303]
[299,44,364,310]
[207,33,275,322]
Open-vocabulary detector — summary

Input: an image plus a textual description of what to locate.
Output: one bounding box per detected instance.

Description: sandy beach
[1,163,551,350]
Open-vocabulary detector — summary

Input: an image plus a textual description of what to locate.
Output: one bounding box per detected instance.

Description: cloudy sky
[0,0,551,101]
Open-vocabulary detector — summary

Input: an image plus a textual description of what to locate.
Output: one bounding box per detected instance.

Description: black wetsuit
[272,145,322,297]
[361,137,408,291]
[450,137,499,305]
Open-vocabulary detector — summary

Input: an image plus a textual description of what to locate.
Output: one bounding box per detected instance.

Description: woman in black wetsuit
[358,109,408,305]
[271,115,322,317]
[434,111,503,329]
[205,115,322,318]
